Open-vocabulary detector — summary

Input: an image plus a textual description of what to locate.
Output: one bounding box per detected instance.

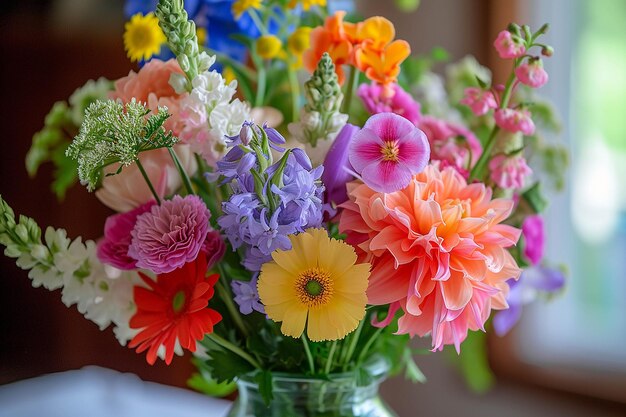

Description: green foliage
[66,99,177,191]
[449,330,495,393]
[254,370,274,406]
[403,348,427,384]
[521,182,548,214]
[205,348,255,383]
[188,357,237,397]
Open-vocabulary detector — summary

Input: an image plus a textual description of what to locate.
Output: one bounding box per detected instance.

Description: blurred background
[0,0,624,416]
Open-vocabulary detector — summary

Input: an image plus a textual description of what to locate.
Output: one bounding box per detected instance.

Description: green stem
[206,332,261,369]
[254,59,267,107]
[215,264,249,338]
[168,147,194,195]
[288,67,300,122]
[325,340,338,374]
[247,9,268,35]
[468,61,518,182]
[301,334,315,374]
[356,327,384,366]
[135,159,161,205]
[342,318,365,370]
[341,65,358,115]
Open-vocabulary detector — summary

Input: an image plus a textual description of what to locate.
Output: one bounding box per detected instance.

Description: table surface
[0,367,232,417]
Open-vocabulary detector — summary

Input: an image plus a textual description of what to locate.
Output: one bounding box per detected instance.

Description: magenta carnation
[128,195,210,274]
[202,230,226,269]
[357,82,422,125]
[522,215,545,265]
[349,112,430,193]
[97,201,156,270]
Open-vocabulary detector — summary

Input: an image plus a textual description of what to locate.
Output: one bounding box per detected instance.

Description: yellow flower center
[295,267,334,308]
[381,141,400,162]
[130,27,153,50]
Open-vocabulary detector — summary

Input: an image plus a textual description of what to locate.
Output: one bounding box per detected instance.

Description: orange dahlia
[129,255,222,364]
[339,164,521,352]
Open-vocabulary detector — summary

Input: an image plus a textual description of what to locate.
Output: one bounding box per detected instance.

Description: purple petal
[493,303,522,336]
[264,126,286,144]
[292,148,312,170]
[524,266,566,292]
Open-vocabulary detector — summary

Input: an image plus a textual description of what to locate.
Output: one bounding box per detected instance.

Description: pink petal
[396,128,430,173]
[364,112,413,141]
[361,160,413,193]
[349,127,384,173]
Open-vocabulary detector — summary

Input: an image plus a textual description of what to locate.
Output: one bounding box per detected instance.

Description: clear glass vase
[226,357,397,417]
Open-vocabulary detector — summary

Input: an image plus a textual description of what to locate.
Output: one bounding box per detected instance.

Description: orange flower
[129,256,222,365]
[303,11,355,84]
[355,39,410,86]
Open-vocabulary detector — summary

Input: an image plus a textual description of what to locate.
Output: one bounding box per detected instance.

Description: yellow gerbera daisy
[124,13,166,63]
[232,0,262,20]
[258,228,370,342]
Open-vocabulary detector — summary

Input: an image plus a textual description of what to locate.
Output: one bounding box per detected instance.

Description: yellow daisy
[232,0,262,20]
[288,0,327,11]
[256,35,283,60]
[258,228,370,342]
[124,13,166,63]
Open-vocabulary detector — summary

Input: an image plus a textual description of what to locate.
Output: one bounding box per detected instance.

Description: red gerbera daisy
[129,255,222,365]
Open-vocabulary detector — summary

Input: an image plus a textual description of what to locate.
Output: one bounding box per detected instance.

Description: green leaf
[205,349,254,383]
[521,182,548,214]
[403,347,426,383]
[188,373,237,397]
[254,370,274,406]
[453,331,495,393]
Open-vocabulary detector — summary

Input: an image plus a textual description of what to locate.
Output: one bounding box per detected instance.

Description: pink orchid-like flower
[515,58,549,88]
[493,30,526,59]
[522,215,545,265]
[357,82,422,125]
[489,154,532,189]
[128,195,210,274]
[349,112,430,193]
[460,87,498,116]
[495,108,535,135]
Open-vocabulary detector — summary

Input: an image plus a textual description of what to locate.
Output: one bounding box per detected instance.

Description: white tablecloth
[0,367,232,417]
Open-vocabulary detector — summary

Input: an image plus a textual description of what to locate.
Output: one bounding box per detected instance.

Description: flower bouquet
[1,0,568,415]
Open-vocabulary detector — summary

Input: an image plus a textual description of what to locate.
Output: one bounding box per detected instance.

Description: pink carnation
[493,30,526,59]
[339,165,522,352]
[489,154,532,190]
[109,59,186,136]
[460,87,498,116]
[128,195,210,274]
[357,82,422,125]
[522,215,545,265]
[495,108,535,135]
[417,116,483,178]
[203,230,226,269]
[515,58,549,88]
[349,113,430,193]
[97,201,156,270]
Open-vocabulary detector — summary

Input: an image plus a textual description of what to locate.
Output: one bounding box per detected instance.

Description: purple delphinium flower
[232,274,265,315]
[322,123,359,207]
[216,123,325,271]
[522,215,545,265]
[493,266,566,335]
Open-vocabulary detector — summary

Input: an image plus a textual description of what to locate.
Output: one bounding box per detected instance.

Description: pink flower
[203,230,226,269]
[522,215,545,265]
[493,30,526,59]
[95,145,197,212]
[349,112,430,193]
[339,165,522,352]
[97,201,156,270]
[417,116,483,178]
[489,154,532,189]
[357,83,422,125]
[109,59,186,136]
[460,87,498,116]
[515,58,549,88]
[495,108,535,135]
[128,195,210,274]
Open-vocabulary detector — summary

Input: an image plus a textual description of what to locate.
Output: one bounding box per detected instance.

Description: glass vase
[226,357,397,417]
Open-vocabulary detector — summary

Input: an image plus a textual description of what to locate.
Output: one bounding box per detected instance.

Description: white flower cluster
[19,227,141,346]
[172,52,250,167]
